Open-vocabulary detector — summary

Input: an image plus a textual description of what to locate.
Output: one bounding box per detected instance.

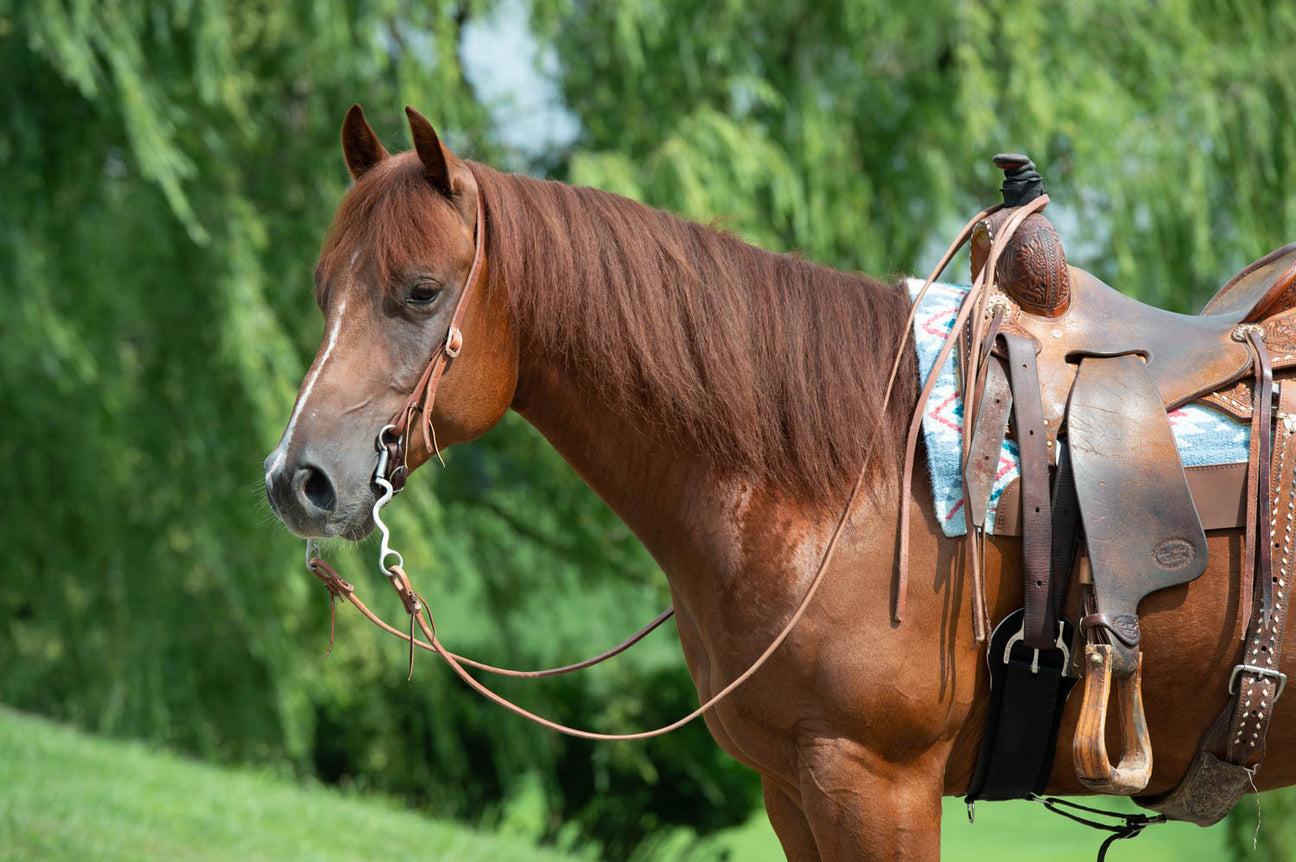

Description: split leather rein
[304,181,1015,739]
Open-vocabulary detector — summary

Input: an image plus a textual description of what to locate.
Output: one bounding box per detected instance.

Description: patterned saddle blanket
[908,278,1249,537]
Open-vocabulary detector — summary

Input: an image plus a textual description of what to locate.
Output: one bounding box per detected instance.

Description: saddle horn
[970,153,1072,318]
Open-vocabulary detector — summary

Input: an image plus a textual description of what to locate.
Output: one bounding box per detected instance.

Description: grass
[0,706,578,862]
[0,705,1239,860]
[704,793,1233,861]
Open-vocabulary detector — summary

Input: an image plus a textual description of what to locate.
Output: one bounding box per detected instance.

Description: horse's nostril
[302,467,337,512]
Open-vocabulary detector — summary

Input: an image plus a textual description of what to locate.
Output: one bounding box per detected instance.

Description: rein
[303,180,992,740]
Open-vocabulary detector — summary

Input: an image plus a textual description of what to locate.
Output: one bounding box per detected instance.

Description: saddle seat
[993,259,1296,452]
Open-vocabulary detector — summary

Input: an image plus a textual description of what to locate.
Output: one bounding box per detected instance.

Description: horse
[264,105,1296,859]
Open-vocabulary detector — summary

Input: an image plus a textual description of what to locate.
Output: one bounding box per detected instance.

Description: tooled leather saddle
[956,155,1296,825]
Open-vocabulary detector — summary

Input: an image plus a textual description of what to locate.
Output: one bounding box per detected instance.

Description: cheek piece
[379,181,486,493]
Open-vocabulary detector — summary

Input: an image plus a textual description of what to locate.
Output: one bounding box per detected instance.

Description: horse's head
[264,105,517,539]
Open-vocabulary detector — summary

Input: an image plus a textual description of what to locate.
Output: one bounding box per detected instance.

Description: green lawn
[0,706,1237,860]
[0,707,579,862]
[704,791,1233,861]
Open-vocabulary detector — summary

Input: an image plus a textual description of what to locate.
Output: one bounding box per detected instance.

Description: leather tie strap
[999,331,1054,650]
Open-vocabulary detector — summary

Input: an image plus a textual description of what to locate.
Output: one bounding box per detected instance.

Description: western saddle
[930,155,1296,824]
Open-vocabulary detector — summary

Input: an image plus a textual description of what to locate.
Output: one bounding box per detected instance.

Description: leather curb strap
[1138,380,1294,825]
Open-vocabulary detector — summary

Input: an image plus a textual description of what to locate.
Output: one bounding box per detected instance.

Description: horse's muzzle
[265,453,340,537]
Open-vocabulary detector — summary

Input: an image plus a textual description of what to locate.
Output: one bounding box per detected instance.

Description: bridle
[300,177,1002,739]
[377,181,488,494]
[308,177,691,738]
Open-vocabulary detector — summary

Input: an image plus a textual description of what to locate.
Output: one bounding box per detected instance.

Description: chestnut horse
[264,106,1296,858]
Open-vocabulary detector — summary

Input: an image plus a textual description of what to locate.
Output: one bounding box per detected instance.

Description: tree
[4,0,1295,857]
[537,0,1296,311]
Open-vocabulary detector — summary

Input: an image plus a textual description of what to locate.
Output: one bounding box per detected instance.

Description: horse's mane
[468,162,918,501]
[321,153,917,500]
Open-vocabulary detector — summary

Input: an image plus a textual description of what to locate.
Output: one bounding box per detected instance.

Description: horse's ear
[405,106,456,198]
[341,104,389,180]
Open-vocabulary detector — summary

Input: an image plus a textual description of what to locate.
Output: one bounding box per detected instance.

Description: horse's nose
[293,463,337,513]
[265,455,337,534]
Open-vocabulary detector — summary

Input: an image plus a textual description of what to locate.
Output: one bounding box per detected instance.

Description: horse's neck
[511,362,730,576]
[488,170,914,602]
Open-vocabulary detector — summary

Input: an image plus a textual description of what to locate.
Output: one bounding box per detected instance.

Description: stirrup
[1074,644,1153,794]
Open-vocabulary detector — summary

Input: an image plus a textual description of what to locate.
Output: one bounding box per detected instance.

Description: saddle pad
[906,279,1251,537]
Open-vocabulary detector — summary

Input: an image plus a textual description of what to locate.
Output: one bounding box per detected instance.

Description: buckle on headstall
[1004,621,1070,674]
[1228,664,1288,700]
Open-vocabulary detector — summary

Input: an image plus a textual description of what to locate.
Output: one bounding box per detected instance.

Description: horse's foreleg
[762,776,820,860]
[795,736,945,860]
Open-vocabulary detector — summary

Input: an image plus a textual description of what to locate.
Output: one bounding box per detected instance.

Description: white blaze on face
[265,296,349,478]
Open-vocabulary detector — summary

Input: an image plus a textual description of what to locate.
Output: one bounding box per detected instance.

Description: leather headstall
[380,181,487,492]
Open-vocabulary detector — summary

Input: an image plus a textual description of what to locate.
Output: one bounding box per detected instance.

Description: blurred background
[3,1,1295,859]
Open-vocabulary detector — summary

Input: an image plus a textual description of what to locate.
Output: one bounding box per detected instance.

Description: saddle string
[896,195,1051,630]
[881,204,1003,400]
[963,305,1007,641]
[1239,326,1276,634]
[877,202,1007,640]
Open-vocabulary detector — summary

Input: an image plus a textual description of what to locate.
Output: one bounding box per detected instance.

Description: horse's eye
[407,283,442,306]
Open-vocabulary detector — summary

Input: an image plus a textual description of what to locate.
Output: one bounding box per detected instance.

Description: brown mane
[470,163,917,501]
[321,153,918,501]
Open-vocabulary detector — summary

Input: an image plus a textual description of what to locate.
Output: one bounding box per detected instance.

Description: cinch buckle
[1004,621,1070,674]
[1228,664,1288,701]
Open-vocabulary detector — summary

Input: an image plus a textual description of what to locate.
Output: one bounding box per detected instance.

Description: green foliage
[3,1,1296,859]
[0,2,752,856]
[535,0,1296,311]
